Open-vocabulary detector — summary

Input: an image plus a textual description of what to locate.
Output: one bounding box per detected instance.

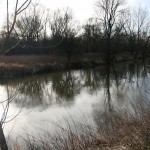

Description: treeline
[1,0,150,61]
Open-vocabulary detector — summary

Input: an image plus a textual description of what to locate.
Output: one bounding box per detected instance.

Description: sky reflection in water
[0,61,150,139]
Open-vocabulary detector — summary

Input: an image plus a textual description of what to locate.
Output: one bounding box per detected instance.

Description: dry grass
[0,55,104,77]
[6,97,150,150]
[94,98,150,150]
[0,55,66,76]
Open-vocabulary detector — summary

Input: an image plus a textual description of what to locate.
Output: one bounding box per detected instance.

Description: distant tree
[133,8,149,59]
[110,12,128,54]
[96,0,126,62]
[82,18,102,53]
[123,8,149,59]
[15,3,48,54]
[50,8,78,61]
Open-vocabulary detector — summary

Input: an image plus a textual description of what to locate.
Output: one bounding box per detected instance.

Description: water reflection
[0,60,150,139]
[1,61,149,108]
[92,60,150,132]
[51,71,81,102]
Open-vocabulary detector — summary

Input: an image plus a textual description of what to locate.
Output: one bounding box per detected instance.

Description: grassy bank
[0,54,105,77]
[0,53,138,77]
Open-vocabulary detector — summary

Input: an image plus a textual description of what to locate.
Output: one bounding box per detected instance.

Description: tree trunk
[0,123,8,150]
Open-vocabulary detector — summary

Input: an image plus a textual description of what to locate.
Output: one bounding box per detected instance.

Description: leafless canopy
[0,0,32,55]
[96,0,125,37]
[7,0,32,37]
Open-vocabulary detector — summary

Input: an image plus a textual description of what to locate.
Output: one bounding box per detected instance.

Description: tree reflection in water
[0,60,149,115]
[51,71,81,102]
[0,61,149,148]
[92,60,150,136]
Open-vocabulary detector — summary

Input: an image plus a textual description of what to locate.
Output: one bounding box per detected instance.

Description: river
[0,61,150,145]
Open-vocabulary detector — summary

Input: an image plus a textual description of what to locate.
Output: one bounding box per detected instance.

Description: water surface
[0,61,150,140]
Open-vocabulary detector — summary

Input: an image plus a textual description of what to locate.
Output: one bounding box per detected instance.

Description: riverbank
[0,54,103,77]
[0,53,139,77]
[8,102,150,150]
[1,58,149,149]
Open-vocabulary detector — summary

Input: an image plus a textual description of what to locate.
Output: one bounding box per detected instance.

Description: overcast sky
[0,0,150,26]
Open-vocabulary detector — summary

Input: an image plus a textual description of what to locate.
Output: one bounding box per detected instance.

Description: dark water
[0,61,150,139]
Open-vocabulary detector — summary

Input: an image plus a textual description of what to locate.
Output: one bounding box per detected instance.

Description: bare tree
[122,7,149,59]
[0,89,18,150]
[82,18,102,53]
[15,3,48,50]
[1,0,32,54]
[6,0,32,38]
[96,0,125,62]
[133,7,149,59]
[0,0,32,149]
[50,8,78,61]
